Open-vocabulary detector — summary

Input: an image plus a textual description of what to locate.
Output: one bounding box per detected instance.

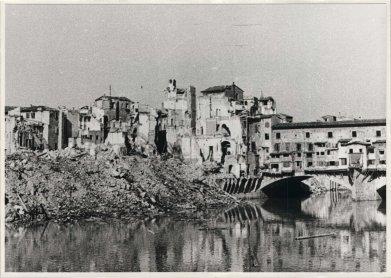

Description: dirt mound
[5,148,237,224]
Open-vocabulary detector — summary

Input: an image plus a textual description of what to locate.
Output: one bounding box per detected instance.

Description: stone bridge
[216,168,386,201]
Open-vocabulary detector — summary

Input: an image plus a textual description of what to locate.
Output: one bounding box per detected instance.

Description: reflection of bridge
[214,192,386,232]
[217,168,386,201]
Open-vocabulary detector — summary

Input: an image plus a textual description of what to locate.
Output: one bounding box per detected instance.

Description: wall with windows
[267,123,386,172]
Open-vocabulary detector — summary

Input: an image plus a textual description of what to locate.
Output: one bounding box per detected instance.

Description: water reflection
[5,192,386,272]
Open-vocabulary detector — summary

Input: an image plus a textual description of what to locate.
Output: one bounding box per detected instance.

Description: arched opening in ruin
[221,124,231,136]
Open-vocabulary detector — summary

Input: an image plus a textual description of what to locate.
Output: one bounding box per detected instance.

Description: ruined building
[6,106,59,154]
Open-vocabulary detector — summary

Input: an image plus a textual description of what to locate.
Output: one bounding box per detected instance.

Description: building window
[265,133,269,140]
[276,132,281,139]
[283,162,290,168]
[306,153,312,158]
[368,148,374,153]
[297,153,302,157]
[368,160,375,165]
[379,150,385,155]
[376,130,381,137]
[265,122,270,128]
[274,143,280,152]
[26,112,30,118]
[349,149,353,154]
[31,112,35,119]
[340,158,347,165]
[306,132,310,138]
[307,162,313,167]
[359,148,362,153]
[380,160,386,165]
[316,152,319,155]
[328,132,333,138]
[308,143,313,151]
[285,143,290,152]
[296,143,301,151]
[352,131,357,137]
[320,152,324,155]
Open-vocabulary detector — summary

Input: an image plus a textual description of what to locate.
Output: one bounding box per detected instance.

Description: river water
[5,191,386,272]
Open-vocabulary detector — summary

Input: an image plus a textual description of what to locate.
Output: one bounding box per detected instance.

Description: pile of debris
[5,147,238,224]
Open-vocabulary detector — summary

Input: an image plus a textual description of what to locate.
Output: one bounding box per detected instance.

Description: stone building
[6,105,59,152]
[162,79,196,151]
[269,118,386,173]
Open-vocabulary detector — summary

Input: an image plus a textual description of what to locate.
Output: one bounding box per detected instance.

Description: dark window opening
[328,132,333,138]
[276,132,281,139]
[376,130,382,137]
[306,132,310,138]
[265,133,269,140]
[352,131,357,138]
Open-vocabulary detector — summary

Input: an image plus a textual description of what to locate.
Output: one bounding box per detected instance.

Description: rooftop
[259,96,275,102]
[201,84,243,94]
[95,95,133,102]
[20,105,57,112]
[273,118,386,130]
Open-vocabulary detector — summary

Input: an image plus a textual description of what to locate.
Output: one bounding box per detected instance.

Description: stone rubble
[5,146,239,224]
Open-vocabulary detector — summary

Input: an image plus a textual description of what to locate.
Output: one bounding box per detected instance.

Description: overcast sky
[5,4,387,121]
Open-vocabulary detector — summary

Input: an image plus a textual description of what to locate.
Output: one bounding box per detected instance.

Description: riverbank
[5,147,239,225]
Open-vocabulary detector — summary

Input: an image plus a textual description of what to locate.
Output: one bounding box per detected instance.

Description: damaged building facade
[5,106,59,154]
[4,80,387,178]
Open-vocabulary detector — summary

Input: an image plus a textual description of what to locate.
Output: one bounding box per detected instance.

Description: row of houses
[5,80,386,177]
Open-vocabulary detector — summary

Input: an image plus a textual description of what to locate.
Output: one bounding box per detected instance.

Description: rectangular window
[308,143,313,151]
[306,132,310,138]
[316,152,319,155]
[285,143,290,151]
[327,150,330,155]
[283,162,290,168]
[307,162,313,167]
[376,130,381,137]
[349,149,353,154]
[320,152,325,155]
[306,153,312,158]
[379,150,385,155]
[328,132,333,138]
[296,143,302,151]
[368,148,374,153]
[367,160,375,165]
[341,158,347,165]
[380,160,386,165]
[31,112,35,119]
[359,149,362,153]
[265,133,269,140]
[297,153,302,157]
[26,112,30,118]
[352,131,357,137]
[276,132,281,139]
[274,143,280,152]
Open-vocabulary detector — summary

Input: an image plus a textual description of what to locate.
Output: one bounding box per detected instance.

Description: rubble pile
[5,147,238,224]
